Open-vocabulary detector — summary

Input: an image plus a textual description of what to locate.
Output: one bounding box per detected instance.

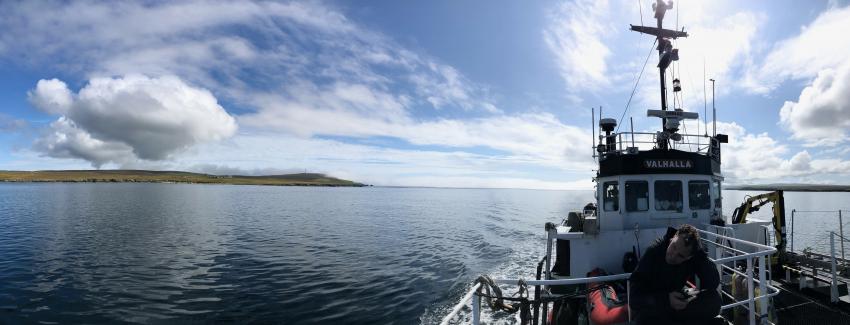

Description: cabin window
[689,181,711,210]
[713,180,722,209]
[602,181,619,211]
[625,181,649,212]
[654,180,683,211]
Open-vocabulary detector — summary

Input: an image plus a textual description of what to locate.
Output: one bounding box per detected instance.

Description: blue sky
[1,0,850,189]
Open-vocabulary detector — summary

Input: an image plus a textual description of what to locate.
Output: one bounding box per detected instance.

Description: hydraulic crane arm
[731,191,787,252]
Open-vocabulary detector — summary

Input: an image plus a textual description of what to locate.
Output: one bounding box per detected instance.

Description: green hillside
[0,170,366,187]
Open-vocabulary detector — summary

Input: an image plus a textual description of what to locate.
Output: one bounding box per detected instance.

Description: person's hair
[676,224,702,256]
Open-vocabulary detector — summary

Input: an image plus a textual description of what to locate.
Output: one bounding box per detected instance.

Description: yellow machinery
[730,190,787,254]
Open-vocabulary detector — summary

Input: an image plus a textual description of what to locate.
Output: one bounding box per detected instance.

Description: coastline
[0,170,368,187]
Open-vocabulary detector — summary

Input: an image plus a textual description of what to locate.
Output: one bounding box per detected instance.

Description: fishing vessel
[441,1,850,324]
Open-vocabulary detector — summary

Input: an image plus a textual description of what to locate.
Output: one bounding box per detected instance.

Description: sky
[1,0,850,189]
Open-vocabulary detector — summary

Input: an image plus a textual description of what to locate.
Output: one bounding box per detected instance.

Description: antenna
[592,107,596,161]
[703,58,708,135]
[710,78,716,136]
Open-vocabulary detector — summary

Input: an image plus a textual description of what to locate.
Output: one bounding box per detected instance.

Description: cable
[637,0,644,26]
[616,39,657,133]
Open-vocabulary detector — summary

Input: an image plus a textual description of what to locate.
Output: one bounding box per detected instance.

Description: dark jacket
[629,227,721,324]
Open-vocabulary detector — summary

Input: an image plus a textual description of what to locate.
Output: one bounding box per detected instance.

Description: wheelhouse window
[625,181,648,212]
[603,181,619,211]
[713,180,722,209]
[654,181,682,211]
[689,181,710,210]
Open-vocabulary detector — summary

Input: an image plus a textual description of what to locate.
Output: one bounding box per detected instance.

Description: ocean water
[0,183,847,324]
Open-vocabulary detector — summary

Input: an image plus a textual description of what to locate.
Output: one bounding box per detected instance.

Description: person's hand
[669,291,689,311]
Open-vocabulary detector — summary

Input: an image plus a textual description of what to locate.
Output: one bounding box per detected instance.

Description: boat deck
[771,280,850,325]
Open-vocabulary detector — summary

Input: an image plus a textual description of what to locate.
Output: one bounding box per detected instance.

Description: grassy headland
[0,170,366,187]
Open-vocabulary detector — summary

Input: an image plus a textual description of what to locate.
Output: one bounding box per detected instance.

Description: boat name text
[643,159,693,169]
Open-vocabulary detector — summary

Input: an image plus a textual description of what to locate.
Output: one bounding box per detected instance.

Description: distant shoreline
[0,170,368,187]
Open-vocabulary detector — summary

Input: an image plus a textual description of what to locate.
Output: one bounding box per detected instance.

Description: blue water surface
[1,183,847,324]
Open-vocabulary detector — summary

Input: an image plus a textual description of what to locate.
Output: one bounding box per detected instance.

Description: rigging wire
[684,62,703,150]
[616,38,657,133]
[703,58,709,135]
[676,0,679,31]
[637,0,644,26]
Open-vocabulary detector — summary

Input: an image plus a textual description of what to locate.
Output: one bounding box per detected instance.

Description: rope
[616,39,658,133]
[474,276,533,324]
[475,275,523,314]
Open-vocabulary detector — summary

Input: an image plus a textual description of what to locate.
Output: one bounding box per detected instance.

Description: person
[629,224,722,325]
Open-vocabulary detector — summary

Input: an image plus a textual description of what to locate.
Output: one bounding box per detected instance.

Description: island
[725,183,850,192]
[0,170,367,187]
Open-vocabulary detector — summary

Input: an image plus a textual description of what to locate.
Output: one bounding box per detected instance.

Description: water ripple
[0,184,603,324]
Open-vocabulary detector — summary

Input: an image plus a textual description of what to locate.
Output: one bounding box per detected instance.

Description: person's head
[665,224,702,265]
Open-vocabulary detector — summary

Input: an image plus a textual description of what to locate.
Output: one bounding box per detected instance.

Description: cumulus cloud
[29,75,237,167]
[28,79,74,115]
[778,61,850,147]
[674,120,850,182]
[34,117,135,168]
[788,151,812,172]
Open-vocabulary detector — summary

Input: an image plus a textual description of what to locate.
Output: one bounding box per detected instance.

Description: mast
[630,0,687,150]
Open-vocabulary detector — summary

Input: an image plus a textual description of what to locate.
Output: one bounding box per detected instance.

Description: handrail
[440,283,482,325]
[494,273,631,286]
[593,131,715,158]
[444,228,777,325]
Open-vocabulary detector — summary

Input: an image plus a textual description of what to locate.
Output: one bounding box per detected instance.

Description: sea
[0,183,848,324]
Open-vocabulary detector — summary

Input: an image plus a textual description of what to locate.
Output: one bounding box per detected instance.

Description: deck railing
[592,132,715,159]
[441,228,778,325]
[829,231,850,303]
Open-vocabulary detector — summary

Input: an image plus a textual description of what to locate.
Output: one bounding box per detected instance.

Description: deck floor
[771,281,850,325]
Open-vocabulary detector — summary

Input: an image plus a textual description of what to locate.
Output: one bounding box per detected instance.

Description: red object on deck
[587,269,629,325]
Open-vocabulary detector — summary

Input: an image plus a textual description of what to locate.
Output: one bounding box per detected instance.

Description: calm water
[0,184,848,324]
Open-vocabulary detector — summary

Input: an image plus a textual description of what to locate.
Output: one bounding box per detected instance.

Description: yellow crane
[730,190,787,254]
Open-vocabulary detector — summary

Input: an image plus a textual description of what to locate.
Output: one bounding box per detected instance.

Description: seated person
[629,224,722,325]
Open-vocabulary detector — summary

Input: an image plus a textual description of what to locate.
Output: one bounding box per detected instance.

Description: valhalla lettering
[644,159,693,169]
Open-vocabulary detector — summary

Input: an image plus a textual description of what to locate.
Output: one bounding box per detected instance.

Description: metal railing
[702,226,779,325]
[791,209,846,260]
[592,132,714,159]
[829,231,850,303]
[441,228,778,325]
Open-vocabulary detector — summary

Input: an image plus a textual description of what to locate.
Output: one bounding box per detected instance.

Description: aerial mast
[630,0,688,149]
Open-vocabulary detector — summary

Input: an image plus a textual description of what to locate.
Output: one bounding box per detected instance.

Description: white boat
[440,1,793,324]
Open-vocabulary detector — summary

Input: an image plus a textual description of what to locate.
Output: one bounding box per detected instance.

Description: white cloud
[0,0,497,114]
[176,133,594,190]
[29,75,237,166]
[543,0,614,93]
[28,79,73,115]
[633,11,763,111]
[779,61,850,147]
[239,90,594,170]
[675,120,850,182]
[747,5,850,92]
[34,117,135,168]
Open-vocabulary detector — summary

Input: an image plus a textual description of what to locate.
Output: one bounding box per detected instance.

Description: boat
[440,1,850,324]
